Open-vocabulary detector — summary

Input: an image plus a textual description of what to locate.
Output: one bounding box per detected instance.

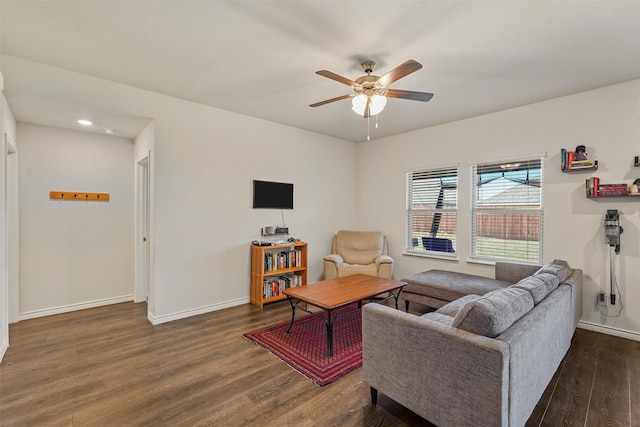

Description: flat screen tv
[252,180,294,209]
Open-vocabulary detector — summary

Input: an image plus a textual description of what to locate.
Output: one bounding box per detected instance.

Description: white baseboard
[148,297,250,325]
[18,295,134,321]
[578,320,640,342]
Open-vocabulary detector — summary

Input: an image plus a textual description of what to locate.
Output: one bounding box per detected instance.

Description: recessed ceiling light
[104,128,116,135]
[77,119,93,126]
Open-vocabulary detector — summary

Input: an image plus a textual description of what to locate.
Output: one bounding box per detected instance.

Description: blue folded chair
[422,237,455,253]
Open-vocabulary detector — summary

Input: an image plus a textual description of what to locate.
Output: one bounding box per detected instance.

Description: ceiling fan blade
[316,70,359,87]
[309,94,352,107]
[377,60,423,86]
[386,89,434,102]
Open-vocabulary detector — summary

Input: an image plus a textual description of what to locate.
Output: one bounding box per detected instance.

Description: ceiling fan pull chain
[375,114,379,129]
[367,116,371,141]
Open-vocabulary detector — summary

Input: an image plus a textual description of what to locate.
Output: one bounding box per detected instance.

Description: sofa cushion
[535,259,572,283]
[511,273,560,304]
[421,312,455,327]
[335,230,384,265]
[402,270,509,302]
[452,288,534,338]
[436,294,482,317]
[495,261,541,284]
[338,263,378,277]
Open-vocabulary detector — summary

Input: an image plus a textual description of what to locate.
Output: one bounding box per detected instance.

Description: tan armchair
[323,230,394,280]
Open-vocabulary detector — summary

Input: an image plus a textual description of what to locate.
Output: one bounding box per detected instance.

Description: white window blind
[470,158,543,263]
[406,166,458,254]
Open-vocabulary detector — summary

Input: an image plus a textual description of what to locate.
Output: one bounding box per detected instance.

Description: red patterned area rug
[242,304,362,386]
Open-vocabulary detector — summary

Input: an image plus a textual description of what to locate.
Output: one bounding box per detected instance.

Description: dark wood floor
[1,301,638,426]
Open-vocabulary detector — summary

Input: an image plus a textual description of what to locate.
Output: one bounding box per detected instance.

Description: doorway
[135,154,150,304]
[1,133,16,359]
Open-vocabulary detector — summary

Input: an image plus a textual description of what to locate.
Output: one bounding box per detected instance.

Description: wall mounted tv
[252,180,294,209]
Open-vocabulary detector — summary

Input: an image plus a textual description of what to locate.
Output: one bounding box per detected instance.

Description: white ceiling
[1,1,640,142]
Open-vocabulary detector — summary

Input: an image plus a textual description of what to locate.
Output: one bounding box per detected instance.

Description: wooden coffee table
[283,274,405,356]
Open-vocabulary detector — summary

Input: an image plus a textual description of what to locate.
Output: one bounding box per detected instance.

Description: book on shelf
[567,151,575,168]
[263,249,302,272]
[585,177,633,197]
[598,183,628,190]
[561,148,597,170]
[598,189,629,197]
[570,159,596,169]
[585,176,599,197]
[262,274,301,298]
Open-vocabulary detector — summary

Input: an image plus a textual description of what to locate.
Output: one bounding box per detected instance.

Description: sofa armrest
[563,269,583,329]
[323,254,343,280]
[374,255,393,265]
[362,304,509,427]
[323,253,343,265]
[495,261,540,284]
[374,255,393,279]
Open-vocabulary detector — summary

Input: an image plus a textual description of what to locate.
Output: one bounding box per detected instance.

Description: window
[406,166,458,255]
[471,158,543,263]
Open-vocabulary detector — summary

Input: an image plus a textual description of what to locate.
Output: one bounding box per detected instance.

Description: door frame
[1,133,16,360]
[134,153,150,304]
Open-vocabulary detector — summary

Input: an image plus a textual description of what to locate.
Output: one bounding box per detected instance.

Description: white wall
[17,124,135,318]
[5,57,358,324]
[4,55,640,342]
[357,79,640,339]
[148,98,357,323]
[3,57,639,341]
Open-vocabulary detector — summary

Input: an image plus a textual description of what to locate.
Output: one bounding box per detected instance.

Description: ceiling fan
[310,59,434,118]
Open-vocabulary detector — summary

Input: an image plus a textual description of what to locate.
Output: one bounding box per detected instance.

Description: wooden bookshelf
[250,242,307,308]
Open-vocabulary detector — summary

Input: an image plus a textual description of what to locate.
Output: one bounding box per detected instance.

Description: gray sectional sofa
[362,260,583,427]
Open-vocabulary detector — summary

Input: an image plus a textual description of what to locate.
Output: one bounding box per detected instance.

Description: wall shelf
[562,164,598,173]
[585,177,639,199]
[560,148,597,172]
[587,195,640,200]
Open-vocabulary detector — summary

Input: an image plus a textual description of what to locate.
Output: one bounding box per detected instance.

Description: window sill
[403,250,459,262]
[467,258,540,267]
[466,258,496,267]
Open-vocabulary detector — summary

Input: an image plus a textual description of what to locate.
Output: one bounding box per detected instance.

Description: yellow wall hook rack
[50,191,110,201]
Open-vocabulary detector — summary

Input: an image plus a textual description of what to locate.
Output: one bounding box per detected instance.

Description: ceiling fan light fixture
[351,93,387,116]
[351,94,367,115]
[370,94,387,116]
